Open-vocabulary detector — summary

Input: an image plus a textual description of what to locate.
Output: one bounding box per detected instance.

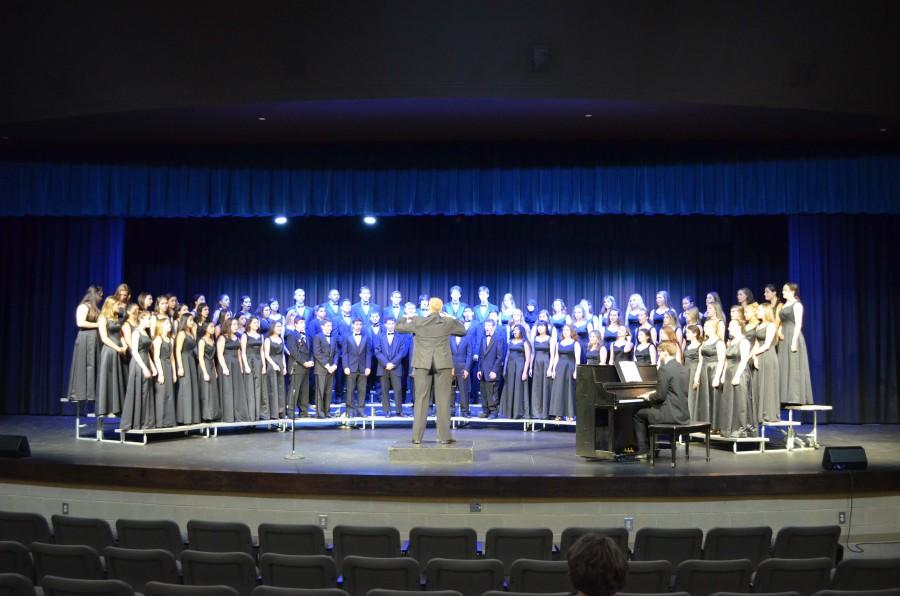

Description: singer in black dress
[175,316,200,425]
[696,320,726,427]
[152,318,177,428]
[217,317,250,422]
[778,284,814,405]
[529,321,554,419]
[717,320,752,438]
[242,316,266,420]
[500,325,531,419]
[264,321,288,419]
[602,309,623,353]
[651,291,677,337]
[67,286,103,404]
[197,322,221,421]
[609,326,632,365]
[96,297,127,416]
[752,303,781,423]
[584,330,606,366]
[571,305,592,364]
[633,329,656,365]
[121,312,157,431]
[549,325,580,420]
[683,324,703,421]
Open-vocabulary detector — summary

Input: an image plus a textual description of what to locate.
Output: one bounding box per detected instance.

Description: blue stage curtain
[2,150,899,217]
[789,215,899,424]
[0,217,124,414]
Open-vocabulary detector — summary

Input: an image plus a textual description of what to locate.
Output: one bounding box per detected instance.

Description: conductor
[396,297,468,444]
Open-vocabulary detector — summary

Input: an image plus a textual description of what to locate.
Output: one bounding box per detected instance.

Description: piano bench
[649,422,711,467]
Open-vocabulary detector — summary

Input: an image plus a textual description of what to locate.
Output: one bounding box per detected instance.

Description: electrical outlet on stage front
[624,517,633,530]
[469,502,482,513]
[838,512,846,524]
[61,502,69,515]
[318,514,328,529]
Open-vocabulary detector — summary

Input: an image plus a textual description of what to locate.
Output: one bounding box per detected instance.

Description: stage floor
[1,416,899,499]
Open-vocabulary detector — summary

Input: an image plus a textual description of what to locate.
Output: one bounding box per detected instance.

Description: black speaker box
[0,434,30,458]
[822,446,867,471]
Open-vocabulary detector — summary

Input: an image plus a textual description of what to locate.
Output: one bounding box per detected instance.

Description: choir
[66,284,815,434]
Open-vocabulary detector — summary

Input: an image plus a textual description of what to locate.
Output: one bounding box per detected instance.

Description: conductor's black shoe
[488,413,498,419]
[440,439,456,445]
[411,440,421,445]
[635,452,649,461]
[478,411,489,418]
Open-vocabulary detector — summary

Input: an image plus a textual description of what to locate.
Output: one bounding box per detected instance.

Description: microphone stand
[284,383,304,460]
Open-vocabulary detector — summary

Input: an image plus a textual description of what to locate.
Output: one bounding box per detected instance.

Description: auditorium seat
[752,557,833,596]
[484,528,553,575]
[558,526,630,558]
[258,524,326,557]
[258,554,337,589]
[483,592,570,596]
[187,521,255,557]
[618,592,691,596]
[702,527,773,566]
[331,527,401,574]
[406,527,477,566]
[423,558,504,596]
[633,528,703,567]
[103,546,180,593]
[144,582,240,596]
[180,550,258,596]
[368,590,461,596]
[116,519,185,557]
[0,513,51,547]
[0,541,34,581]
[672,559,754,596]
[51,515,116,553]
[812,590,900,596]
[252,588,349,596]
[772,526,841,563]
[340,556,419,596]
[30,543,104,581]
[830,558,900,591]
[508,559,571,593]
[40,575,134,596]
[622,560,674,593]
[0,572,37,596]
[712,592,800,596]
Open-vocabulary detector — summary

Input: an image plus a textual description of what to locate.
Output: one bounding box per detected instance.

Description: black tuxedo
[477,332,505,415]
[450,333,473,414]
[285,328,313,416]
[341,332,373,417]
[312,333,339,418]
[444,301,468,319]
[375,332,408,415]
[633,358,691,452]
[383,304,404,323]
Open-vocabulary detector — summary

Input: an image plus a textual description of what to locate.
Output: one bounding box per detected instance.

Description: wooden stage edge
[2,459,898,500]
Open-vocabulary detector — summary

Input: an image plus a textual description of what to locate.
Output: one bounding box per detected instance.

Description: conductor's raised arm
[395,316,416,335]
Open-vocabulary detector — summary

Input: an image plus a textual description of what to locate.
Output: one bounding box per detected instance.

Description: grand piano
[575,364,658,459]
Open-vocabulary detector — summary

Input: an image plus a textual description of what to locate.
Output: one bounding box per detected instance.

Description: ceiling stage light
[274,216,288,225]
[363,216,377,225]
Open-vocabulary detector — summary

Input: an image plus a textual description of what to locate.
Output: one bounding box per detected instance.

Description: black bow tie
[354,333,361,336]
[387,333,394,336]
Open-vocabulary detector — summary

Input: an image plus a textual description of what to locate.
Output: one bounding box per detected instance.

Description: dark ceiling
[2,1,899,150]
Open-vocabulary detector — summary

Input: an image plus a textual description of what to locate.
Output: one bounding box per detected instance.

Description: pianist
[632,341,691,460]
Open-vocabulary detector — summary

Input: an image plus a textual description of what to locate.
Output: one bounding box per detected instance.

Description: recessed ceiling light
[584,114,593,118]
[363,216,377,225]
[258,116,267,121]
[273,216,288,225]
[880,128,888,133]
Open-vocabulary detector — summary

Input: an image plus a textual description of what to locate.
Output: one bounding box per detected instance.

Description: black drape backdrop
[122,215,785,338]
[2,214,898,423]
[789,215,900,425]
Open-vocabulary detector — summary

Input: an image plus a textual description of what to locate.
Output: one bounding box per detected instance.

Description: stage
[1,415,899,500]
